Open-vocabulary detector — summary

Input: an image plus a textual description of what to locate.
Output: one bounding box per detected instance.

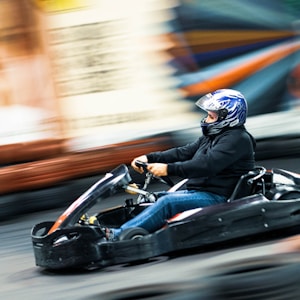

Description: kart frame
[31,164,300,270]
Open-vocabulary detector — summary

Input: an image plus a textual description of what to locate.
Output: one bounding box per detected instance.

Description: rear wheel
[118,227,149,240]
[279,191,300,200]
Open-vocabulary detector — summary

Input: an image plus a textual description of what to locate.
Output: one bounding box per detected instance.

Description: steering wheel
[135,160,174,187]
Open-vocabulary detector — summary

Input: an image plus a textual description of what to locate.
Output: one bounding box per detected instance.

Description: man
[106,89,256,240]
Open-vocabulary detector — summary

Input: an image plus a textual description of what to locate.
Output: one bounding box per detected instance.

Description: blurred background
[0,0,300,218]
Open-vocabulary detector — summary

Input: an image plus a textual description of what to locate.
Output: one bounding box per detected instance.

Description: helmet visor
[195,93,222,112]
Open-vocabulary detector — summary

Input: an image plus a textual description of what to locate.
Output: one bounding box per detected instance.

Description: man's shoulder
[217,127,254,141]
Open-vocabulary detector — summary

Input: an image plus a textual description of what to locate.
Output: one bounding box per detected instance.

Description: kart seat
[227,166,266,202]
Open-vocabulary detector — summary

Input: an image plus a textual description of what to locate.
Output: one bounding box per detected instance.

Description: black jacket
[146,126,256,198]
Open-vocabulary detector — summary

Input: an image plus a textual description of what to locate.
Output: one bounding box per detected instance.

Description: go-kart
[31,161,300,270]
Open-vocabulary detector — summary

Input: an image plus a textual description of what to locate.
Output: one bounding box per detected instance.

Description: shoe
[105,228,120,241]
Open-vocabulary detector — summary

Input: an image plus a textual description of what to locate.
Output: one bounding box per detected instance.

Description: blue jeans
[114,190,226,237]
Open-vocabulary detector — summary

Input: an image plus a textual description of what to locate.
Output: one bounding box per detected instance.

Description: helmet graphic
[195,89,248,135]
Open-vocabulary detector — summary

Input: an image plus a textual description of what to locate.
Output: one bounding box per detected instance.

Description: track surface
[1,157,300,299]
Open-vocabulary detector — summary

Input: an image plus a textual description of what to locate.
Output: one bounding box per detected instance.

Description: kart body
[31,164,300,270]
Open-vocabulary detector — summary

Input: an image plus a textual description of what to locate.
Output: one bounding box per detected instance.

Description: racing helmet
[196,89,248,135]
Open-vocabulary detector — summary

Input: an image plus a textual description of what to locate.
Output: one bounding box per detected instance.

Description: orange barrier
[0,136,173,195]
[0,139,66,164]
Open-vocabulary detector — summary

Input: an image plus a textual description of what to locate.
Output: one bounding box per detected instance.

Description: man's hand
[131,155,148,174]
[147,163,168,177]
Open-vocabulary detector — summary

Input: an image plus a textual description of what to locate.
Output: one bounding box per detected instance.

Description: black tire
[118,227,149,240]
[279,191,300,200]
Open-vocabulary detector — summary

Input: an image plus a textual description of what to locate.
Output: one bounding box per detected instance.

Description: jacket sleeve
[146,138,201,164]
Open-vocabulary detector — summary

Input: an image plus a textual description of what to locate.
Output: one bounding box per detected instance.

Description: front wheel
[118,227,149,240]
